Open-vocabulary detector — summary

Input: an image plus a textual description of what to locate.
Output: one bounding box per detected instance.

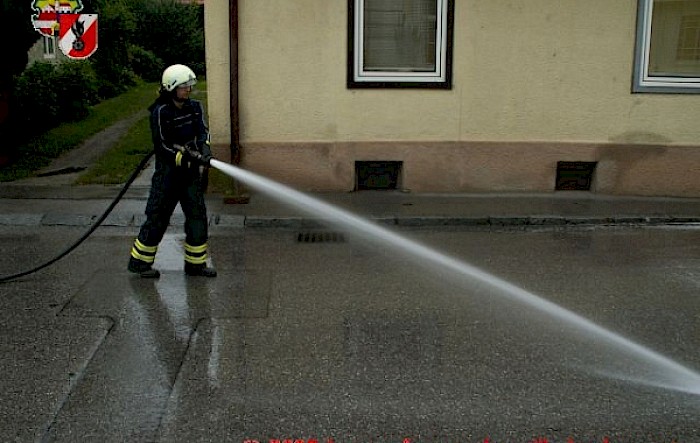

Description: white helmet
[161,64,197,92]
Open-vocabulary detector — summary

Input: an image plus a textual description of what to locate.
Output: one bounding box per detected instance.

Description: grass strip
[76,116,153,185]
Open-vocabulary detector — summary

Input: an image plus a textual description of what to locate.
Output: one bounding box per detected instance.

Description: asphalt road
[1,222,700,442]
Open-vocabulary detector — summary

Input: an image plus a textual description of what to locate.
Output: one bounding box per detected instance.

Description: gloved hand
[183,144,212,166]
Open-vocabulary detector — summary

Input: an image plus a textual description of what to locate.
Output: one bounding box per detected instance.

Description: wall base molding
[210,141,700,197]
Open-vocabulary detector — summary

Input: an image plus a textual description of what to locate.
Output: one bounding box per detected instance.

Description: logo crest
[31,0,83,36]
[58,14,97,59]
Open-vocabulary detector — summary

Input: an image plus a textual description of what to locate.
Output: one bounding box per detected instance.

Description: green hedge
[12,61,100,133]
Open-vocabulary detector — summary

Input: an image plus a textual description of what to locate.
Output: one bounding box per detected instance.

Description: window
[634,0,700,93]
[348,0,454,88]
[42,35,56,59]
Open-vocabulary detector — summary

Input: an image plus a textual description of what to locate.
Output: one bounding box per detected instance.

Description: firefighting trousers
[130,166,209,268]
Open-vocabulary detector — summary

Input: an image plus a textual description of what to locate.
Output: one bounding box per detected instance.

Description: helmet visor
[177,78,197,89]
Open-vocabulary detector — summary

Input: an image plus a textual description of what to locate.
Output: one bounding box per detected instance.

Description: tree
[0,0,40,160]
[128,0,205,75]
[84,0,139,97]
[85,0,205,94]
[0,1,39,85]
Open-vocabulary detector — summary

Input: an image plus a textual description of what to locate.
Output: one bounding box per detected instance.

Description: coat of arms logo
[58,13,98,59]
[31,1,98,59]
[31,0,83,37]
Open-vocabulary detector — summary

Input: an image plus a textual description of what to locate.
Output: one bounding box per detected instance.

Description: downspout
[229,0,240,164]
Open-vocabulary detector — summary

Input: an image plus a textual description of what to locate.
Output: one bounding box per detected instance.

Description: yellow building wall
[206,0,700,196]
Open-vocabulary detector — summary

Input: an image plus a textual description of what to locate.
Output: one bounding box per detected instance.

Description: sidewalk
[1,182,699,228]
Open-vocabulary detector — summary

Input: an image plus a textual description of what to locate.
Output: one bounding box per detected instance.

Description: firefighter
[128,64,216,278]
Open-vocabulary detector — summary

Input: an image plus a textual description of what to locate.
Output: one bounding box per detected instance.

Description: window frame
[633,0,700,94]
[42,35,56,59]
[347,0,455,89]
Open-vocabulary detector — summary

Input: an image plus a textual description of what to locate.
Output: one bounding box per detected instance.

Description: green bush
[129,45,163,83]
[13,62,61,130]
[94,63,140,98]
[55,61,100,121]
[12,61,103,132]
[89,0,138,99]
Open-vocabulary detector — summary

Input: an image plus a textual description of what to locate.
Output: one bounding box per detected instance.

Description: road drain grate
[297,232,346,243]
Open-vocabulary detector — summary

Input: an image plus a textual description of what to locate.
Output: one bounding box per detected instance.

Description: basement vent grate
[297,232,347,243]
[355,161,402,190]
[555,161,597,191]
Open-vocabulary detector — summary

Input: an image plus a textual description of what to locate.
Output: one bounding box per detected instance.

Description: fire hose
[0,151,155,283]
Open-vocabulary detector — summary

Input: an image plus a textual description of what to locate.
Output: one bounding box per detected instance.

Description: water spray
[210,159,700,396]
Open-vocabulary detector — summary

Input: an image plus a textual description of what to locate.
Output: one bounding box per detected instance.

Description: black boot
[184,262,217,277]
[128,257,161,279]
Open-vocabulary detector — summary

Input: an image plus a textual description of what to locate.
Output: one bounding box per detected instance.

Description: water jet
[211,159,700,395]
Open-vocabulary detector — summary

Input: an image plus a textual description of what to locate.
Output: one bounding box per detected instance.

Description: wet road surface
[1,223,700,442]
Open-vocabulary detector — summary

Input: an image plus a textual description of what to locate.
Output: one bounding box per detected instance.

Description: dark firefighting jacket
[149,97,211,166]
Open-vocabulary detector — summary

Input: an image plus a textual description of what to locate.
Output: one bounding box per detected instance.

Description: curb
[0,213,698,228]
[238,215,700,229]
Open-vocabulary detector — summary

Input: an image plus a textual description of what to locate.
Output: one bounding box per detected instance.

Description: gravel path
[16,111,150,187]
